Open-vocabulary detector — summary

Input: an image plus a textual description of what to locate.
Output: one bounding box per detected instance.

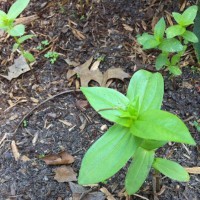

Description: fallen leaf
[42,151,74,165]
[102,68,130,87]
[30,97,39,103]
[15,15,39,25]
[122,24,133,32]
[59,119,72,127]
[11,140,20,161]
[67,57,130,87]
[182,82,193,89]
[90,60,101,71]
[65,58,80,67]
[0,56,30,81]
[75,100,89,110]
[185,167,200,174]
[20,155,30,162]
[54,166,77,182]
[72,28,86,40]
[69,182,87,194]
[73,192,105,200]
[100,187,116,200]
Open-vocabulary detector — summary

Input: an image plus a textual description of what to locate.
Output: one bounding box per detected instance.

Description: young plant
[37,40,50,50]
[44,51,59,64]
[0,0,35,63]
[78,70,196,195]
[137,5,198,76]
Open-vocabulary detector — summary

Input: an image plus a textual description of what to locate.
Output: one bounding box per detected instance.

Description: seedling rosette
[78,70,195,195]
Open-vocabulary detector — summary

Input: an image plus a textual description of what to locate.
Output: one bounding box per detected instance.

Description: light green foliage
[37,40,50,50]
[137,5,198,76]
[44,51,59,64]
[0,0,35,63]
[153,158,190,181]
[193,121,200,132]
[193,2,200,62]
[78,70,195,195]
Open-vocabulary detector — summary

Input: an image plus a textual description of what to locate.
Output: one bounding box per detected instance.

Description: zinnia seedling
[0,0,35,63]
[78,69,196,195]
[137,5,198,76]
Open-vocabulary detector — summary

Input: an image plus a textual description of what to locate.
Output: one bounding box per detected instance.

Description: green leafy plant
[37,40,50,50]
[0,0,35,63]
[44,51,59,64]
[78,69,195,195]
[137,5,198,76]
[193,121,200,132]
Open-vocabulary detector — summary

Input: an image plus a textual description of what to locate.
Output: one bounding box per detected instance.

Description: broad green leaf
[182,31,198,43]
[193,2,200,62]
[140,140,167,150]
[7,0,30,19]
[0,10,7,18]
[155,53,169,70]
[130,110,196,145]
[125,147,155,195]
[159,38,184,52]
[137,33,154,46]
[172,12,183,25]
[181,5,198,26]
[142,38,160,49]
[78,124,141,185]
[18,34,34,43]
[165,25,186,38]
[8,24,25,36]
[153,158,190,182]
[12,43,19,52]
[127,70,164,114]
[171,54,182,66]
[23,52,35,63]
[168,65,182,76]
[154,17,166,40]
[81,87,130,126]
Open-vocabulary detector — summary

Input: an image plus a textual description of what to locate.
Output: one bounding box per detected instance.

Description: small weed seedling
[0,0,35,63]
[193,121,200,132]
[44,51,59,64]
[137,5,198,76]
[78,70,196,195]
[37,40,50,50]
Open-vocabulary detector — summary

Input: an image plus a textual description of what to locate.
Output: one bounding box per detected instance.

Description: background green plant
[137,5,198,76]
[78,70,195,195]
[0,0,35,63]
[44,51,59,64]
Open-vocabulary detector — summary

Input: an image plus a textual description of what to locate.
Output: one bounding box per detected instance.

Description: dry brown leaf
[67,57,130,87]
[11,140,20,161]
[30,97,39,103]
[185,167,200,174]
[100,187,116,200]
[20,155,30,162]
[54,166,77,182]
[42,151,74,165]
[15,15,39,25]
[59,119,72,127]
[65,58,80,67]
[0,56,30,81]
[90,60,101,71]
[122,24,133,32]
[102,68,130,87]
[72,28,86,40]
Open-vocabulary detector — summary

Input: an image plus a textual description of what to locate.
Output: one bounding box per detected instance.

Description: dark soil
[0,0,200,200]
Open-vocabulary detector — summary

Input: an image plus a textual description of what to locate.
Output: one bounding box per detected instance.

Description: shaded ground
[0,0,200,199]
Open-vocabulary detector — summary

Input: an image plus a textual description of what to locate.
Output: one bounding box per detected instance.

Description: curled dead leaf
[54,166,77,182]
[67,57,130,87]
[0,56,30,81]
[42,151,74,165]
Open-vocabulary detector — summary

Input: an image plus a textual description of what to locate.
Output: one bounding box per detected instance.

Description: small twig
[13,89,80,137]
